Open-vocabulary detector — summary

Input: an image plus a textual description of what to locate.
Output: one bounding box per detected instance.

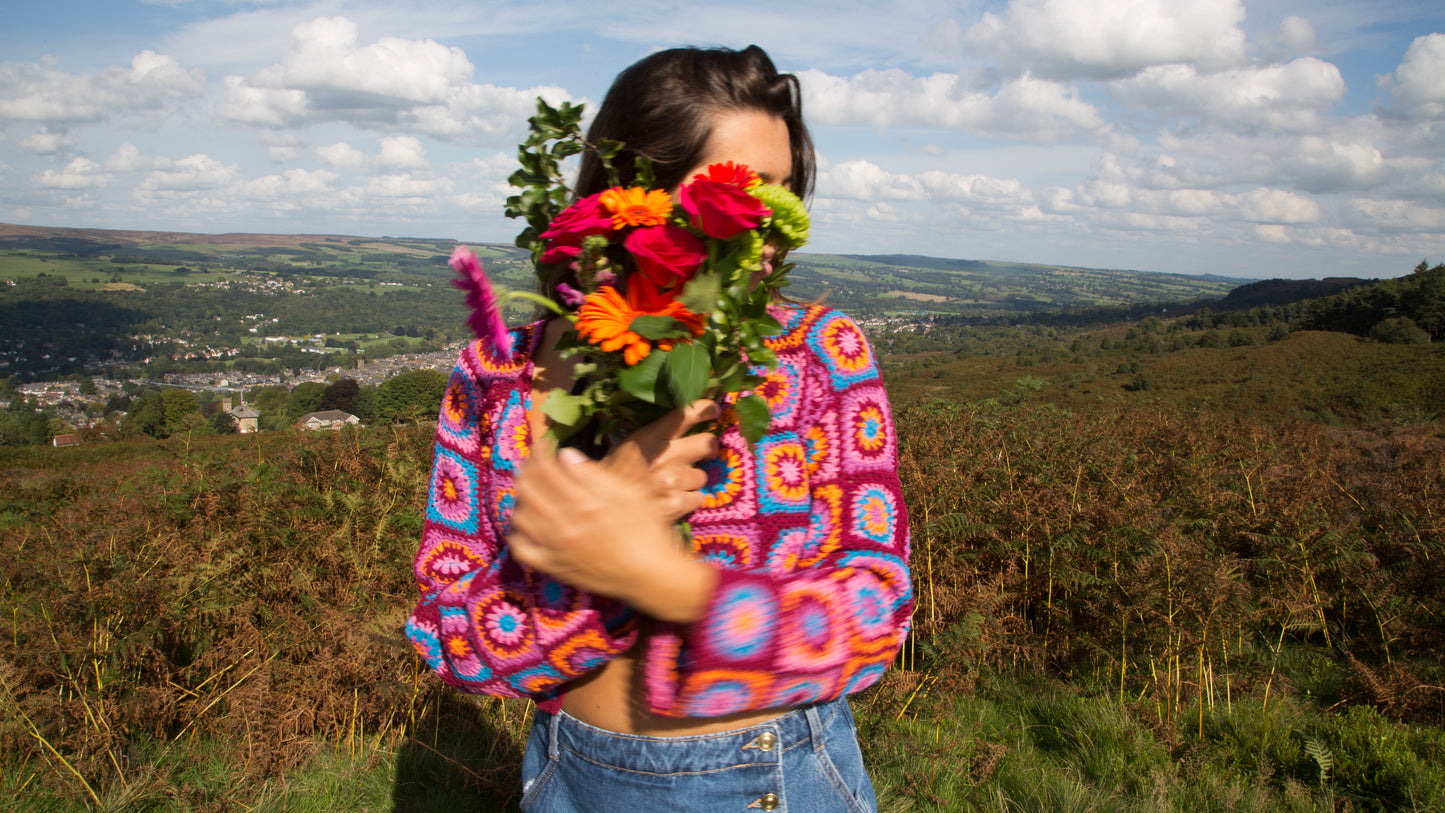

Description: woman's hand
[507,401,722,622]
[601,399,720,520]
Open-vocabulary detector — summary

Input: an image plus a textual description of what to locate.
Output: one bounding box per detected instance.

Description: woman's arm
[405,339,721,698]
[640,307,914,717]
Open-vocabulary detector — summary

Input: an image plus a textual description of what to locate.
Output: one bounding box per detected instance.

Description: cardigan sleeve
[640,307,913,717]
[404,332,639,702]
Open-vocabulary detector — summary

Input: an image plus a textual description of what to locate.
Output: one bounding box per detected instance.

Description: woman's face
[684,109,793,190]
[683,109,793,278]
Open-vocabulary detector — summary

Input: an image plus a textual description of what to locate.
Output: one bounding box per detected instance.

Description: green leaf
[629,315,692,341]
[664,342,709,406]
[754,313,784,337]
[734,394,771,446]
[617,349,668,404]
[676,274,721,315]
[540,390,587,429]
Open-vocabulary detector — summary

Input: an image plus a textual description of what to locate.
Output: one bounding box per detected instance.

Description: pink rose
[540,193,613,264]
[679,178,769,240]
[624,224,706,288]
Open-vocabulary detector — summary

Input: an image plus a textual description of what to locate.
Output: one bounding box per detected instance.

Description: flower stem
[502,290,574,319]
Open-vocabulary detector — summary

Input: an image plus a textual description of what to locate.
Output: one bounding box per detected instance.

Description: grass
[855,670,1445,812]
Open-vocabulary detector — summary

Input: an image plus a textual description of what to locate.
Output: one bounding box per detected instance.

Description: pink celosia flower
[449,245,514,359]
[679,178,769,240]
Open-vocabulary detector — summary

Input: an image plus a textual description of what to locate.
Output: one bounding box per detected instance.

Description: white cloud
[0,51,203,126]
[317,142,368,170]
[1278,16,1317,53]
[258,132,304,163]
[104,143,151,173]
[1349,199,1445,234]
[215,15,570,143]
[19,127,80,156]
[241,168,341,207]
[917,170,1034,211]
[37,157,111,189]
[1111,58,1345,132]
[140,154,243,192]
[270,16,472,105]
[818,160,925,201]
[1378,33,1445,119]
[315,136,429,172]
[1231,187,1321,224]
[966,0,1247,80]
[800,69,1102,142]
[1276,135,1386,194]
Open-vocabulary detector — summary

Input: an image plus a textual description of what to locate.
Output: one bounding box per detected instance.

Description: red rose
[679,178,769,240]
[624,224,706,289]
[540,193,613,264]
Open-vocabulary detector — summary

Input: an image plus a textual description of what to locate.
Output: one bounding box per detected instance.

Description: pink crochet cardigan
[405,304,912,717]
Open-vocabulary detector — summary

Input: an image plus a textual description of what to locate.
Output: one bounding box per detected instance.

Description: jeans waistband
[539,698,841,776]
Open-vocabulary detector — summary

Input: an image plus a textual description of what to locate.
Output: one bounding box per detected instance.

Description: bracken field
[3,314,1445,810]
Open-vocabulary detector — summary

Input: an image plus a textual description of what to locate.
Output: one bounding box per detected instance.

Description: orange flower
[575,281,706,366]
[599,187,673,229]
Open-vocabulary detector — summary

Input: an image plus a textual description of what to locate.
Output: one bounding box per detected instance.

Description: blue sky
[2,0,1442,280]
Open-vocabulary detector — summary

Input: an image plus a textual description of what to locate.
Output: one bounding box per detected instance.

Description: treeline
[888,259,1442,357]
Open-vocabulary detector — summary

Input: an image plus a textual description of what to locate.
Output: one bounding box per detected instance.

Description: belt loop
[547,709,562,761]
[804,700,826,753]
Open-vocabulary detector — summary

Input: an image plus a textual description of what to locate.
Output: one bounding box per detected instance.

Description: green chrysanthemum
[750,184,810,249]
[730,228,766,273]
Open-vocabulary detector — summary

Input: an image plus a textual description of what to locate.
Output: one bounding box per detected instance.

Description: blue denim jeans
[520,697,877,812]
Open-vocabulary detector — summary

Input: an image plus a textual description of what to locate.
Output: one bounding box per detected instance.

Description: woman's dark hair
[576,45,815,201]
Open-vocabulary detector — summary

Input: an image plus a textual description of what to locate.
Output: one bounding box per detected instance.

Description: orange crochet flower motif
[574,281,706,366]
[599,186,673,229]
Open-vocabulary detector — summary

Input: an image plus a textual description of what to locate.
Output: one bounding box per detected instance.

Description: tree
[125,391,166,438]
[376,369,447,424]
[317,378,361,415]
[1371,317,1430,345]
[353,385,378,424]
[209,410,239,434]
[247,385,290,430]
[161,388,199,432]
[286,381,327,420]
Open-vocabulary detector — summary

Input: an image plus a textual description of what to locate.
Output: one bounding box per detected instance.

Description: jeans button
[756,731,777,751]
[749,792,780,810]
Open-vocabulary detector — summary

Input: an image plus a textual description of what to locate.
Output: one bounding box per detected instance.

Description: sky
[1,1,1443,281]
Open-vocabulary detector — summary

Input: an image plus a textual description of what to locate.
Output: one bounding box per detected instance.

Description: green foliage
[504,97,601,264]
[286,381,327,420]
[318,377,361,415]
[376,369,447,424]
[160,387,198,431]
[1371,316,1431,344]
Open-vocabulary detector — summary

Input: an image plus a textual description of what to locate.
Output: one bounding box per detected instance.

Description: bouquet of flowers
[452,98,810,447]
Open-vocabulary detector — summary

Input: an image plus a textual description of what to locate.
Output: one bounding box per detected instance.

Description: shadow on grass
[391,691,527,813]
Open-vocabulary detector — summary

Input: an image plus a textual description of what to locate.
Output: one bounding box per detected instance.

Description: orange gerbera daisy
[574,282,706,366]
[599,187,673,229]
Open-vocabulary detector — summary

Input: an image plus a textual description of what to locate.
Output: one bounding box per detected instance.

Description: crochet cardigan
[405,304,912,718]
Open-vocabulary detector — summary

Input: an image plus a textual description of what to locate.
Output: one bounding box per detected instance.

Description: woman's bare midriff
[561,636,789,736]
[528,317,790,736]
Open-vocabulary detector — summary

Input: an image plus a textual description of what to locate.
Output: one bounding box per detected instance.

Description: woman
[406,45,911,811]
